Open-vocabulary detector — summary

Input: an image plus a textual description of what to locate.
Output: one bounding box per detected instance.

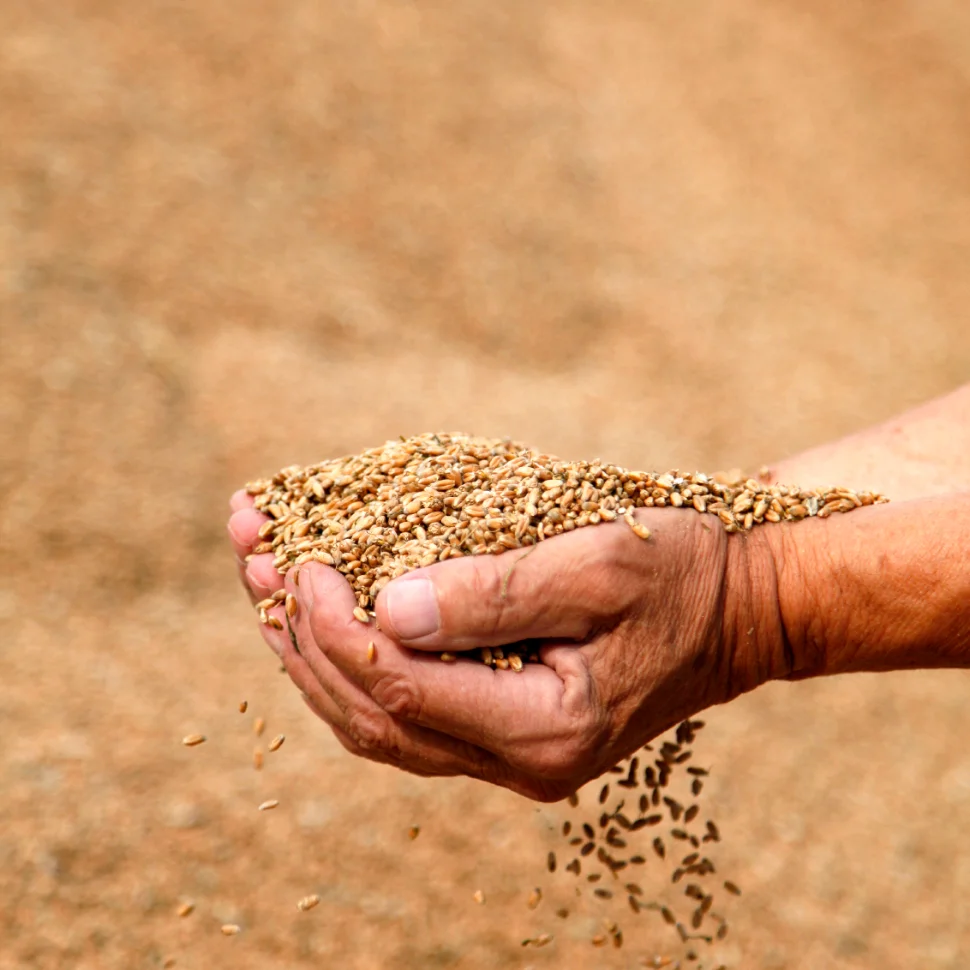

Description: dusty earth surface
[3,2,970,968]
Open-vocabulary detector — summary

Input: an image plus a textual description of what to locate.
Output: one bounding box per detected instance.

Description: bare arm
[757,382,970,680]
[769,382,970,500]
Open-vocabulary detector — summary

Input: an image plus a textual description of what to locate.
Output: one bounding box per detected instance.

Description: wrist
[720,526,799,699]
[763,495,970,679]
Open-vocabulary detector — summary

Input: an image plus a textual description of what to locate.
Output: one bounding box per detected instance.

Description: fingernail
[385,578,439,640]
[227,520,244,545]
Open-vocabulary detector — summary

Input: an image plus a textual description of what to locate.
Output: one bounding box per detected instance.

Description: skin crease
[227,383,970,802]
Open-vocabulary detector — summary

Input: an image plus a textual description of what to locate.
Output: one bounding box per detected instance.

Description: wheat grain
[243,434,885,644]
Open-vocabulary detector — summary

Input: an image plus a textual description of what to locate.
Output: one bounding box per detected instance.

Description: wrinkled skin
[228,491,782,802]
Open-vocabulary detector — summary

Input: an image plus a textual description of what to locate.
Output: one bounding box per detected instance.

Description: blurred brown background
[2,1,970,968]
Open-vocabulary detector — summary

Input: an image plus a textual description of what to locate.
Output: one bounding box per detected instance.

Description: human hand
[228,492,786,801]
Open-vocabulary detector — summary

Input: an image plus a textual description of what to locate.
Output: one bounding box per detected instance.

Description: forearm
[767,495,970,678]
[769,383,970,501]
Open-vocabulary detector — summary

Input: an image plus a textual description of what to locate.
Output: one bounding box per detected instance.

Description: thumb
[374,527,626,650]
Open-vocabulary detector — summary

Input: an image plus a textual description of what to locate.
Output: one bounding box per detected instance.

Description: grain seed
[473,889,486,904]
[297,894,320,911]
[268,734,285,752]
[547,851,557,873]
[367,641,377,663]
[253,717,265,737]
[221,924,241,936]
[353,607,370,624]
[408,826,421,840]
[176,901,195,918]
[258,799,279,812]
[253,748,263,770]
[181,734,206,747]
[285,593,298,617]
[527,887,542,909]
[238,700,248,713]
[723,880,742,896]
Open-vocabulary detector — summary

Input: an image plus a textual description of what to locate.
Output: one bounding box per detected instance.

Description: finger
[245,554,285,602]
[294,614,580,800]
[270,573,512,782]
[298,563,586,768]
[373,523,632,650]
[228,507,268,560]
[230,489,256,513]
[303,694,439,779]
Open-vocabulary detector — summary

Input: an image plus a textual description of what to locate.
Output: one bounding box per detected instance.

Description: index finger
[296,563,594,772]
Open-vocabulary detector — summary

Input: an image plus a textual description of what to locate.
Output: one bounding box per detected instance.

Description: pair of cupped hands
[228,490,787,801]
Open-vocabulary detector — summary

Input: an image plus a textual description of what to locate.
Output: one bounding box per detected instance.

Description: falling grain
[258,799,279,812]
[297,894,320,911]
[268,734,285,752]
[181,734,206,747]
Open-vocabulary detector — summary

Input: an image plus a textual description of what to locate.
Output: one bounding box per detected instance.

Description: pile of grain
[244,432,886,660]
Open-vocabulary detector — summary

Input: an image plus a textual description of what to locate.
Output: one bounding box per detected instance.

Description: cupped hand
[228,493,783,801]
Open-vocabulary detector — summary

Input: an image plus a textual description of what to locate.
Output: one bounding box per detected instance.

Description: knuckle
[473,556,514,636]
[346,709,391,753]
[371,671,423,721]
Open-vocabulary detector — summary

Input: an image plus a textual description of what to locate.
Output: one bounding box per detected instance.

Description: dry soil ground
[2,2,970,968]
